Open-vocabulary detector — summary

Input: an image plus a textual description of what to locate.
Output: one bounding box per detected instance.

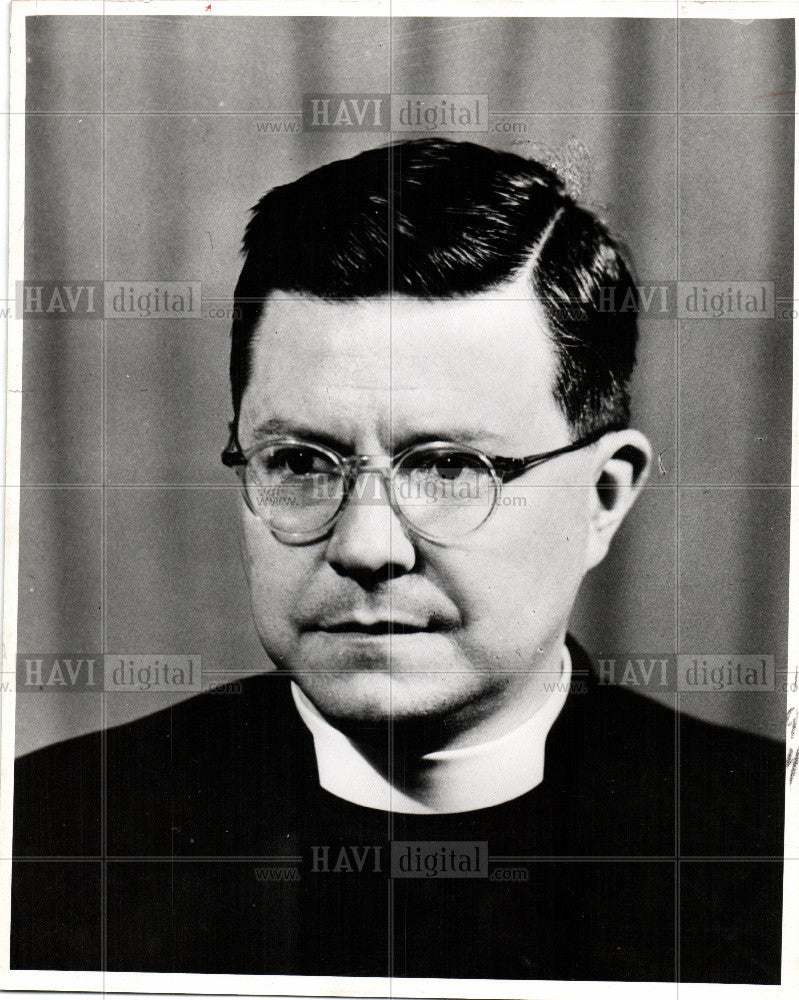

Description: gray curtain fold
[17,15,794,753]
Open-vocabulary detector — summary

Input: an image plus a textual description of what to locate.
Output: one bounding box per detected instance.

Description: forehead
[240,275,564,450]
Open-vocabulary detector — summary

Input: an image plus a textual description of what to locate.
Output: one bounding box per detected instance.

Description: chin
[291,667,488,729]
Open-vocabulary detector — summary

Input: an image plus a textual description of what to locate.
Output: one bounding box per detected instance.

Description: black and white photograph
[1,3,797,997]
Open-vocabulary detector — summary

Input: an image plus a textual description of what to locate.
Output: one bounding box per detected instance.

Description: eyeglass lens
[244,442,497,540]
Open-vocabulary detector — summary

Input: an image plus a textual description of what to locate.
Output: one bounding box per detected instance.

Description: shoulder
[13,673,310,856]
[564,636,785,856]
[678,707,784,855]
[13,724,103,856]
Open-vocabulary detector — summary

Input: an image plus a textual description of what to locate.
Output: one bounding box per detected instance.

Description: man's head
[226,138,650,745]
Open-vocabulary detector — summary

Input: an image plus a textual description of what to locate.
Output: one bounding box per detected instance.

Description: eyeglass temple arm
[221,425,245,467]
[492,427,613,483]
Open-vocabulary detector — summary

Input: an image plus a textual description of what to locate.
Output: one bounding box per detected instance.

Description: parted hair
[226,137,639,447]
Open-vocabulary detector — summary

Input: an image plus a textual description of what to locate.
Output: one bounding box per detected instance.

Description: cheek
[433,484,590,623]
[240,508,308,636]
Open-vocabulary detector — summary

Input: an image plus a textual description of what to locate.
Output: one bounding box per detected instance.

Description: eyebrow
[248,418,504,453]
[250,419,348,453]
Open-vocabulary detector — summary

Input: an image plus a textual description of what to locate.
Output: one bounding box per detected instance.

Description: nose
[325,470,417,581]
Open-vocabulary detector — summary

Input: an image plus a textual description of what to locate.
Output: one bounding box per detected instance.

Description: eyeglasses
[221,427,611,545]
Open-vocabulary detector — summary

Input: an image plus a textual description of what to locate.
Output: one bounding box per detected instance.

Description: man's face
[237,274,599,740]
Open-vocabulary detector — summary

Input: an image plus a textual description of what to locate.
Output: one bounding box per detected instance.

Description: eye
[430,452,469,480]
[404,449,482,481]
[261,446,337,478]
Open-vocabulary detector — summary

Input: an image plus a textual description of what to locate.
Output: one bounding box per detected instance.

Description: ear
[584,429,652,572]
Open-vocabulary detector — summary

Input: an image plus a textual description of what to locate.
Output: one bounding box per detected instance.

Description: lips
[317,620,435,635]
[297,598,461,636]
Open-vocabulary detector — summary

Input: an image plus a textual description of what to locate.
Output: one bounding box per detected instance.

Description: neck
[291,642,572,814]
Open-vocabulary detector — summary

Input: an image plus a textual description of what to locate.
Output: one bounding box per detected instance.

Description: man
[12,139,785,984]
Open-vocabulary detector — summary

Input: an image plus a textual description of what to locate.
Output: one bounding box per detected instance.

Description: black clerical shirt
[11,637,785,983]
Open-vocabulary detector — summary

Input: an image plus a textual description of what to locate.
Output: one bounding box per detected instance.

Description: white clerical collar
[291,646,571,814]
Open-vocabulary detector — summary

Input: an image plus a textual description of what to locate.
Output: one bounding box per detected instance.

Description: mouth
[317,620,436,636]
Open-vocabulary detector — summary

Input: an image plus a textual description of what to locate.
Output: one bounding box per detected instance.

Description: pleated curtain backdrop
[16,15,794,753]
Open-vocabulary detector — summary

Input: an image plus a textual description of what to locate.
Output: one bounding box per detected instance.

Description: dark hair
[226,137,638,452]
